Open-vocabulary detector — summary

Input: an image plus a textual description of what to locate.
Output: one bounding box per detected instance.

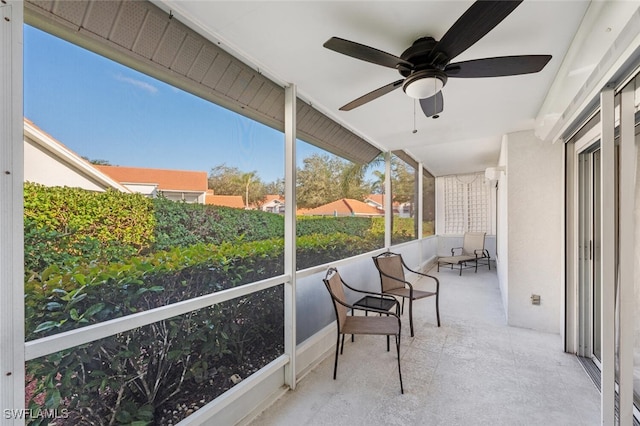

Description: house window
[443,173,490,234]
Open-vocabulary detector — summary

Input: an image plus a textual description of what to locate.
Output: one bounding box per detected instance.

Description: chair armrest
[377,269,412,288]
[400,258,440,291]
[342,280,398,301]
[451,247,463,255]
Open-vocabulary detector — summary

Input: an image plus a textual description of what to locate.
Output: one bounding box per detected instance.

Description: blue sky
[24,25,323,184]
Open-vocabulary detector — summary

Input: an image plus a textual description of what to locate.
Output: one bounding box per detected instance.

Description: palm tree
[241,171,256,209]
[370,170,385,194]
[340,154,385,198]
[232,171,257,209]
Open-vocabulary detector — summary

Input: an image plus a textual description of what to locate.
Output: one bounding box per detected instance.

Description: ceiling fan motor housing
[400,37,450,98]
[399,37,450,74]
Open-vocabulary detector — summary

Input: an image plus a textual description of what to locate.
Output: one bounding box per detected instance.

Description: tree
[263,178,284,196]
[341,153,384,197]
[235,171,257,209]
[391,158,415,204]
[81,156,112,165]
[297,153,368,208]
[208,164,268,207]
[370,170,385,194]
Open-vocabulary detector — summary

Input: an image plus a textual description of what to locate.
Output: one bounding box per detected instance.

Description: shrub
[23,183,154,271]
[371,216,417,244]
[25,239,285,425]
[26,286,284,426]
[296,216,372,237]
[152,197,284,251]
[296,233,382,269]
[22,188,400,424]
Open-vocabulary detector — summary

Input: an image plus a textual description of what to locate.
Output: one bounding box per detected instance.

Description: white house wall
[502,130,564,333]
[24,136,108,192]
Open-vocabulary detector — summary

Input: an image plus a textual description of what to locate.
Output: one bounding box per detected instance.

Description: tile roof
[365,193,400,207]
[300,198,384,216]
[95,165,208,192]
[205,194,245,209]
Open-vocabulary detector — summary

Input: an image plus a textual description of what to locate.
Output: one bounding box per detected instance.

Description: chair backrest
[374,253,405,292]
[323,269,348,332]
[462,232,486,255]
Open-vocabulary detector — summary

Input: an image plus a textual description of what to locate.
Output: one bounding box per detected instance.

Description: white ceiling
[158,1,596,176]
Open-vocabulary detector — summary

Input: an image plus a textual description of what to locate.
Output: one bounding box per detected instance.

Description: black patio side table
[353,295,397,315]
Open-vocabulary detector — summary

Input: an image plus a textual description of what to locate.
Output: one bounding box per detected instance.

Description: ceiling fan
[323,0,552,118]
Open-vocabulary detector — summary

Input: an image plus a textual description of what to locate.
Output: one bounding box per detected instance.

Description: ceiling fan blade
[431,1,523,62]
[419,91,444,117]
[446,55,552,78]
[339,79,405,111]
[324,37,413,70]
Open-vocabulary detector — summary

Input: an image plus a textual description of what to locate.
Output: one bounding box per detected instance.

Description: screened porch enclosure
[2,1,640,425]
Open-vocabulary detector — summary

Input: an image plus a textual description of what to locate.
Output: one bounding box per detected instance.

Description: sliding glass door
[577,144,602,364]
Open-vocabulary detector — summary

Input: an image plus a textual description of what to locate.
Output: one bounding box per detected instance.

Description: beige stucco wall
[500,130,564,333]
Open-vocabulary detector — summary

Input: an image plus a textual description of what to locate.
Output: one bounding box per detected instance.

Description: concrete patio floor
[249,263,601,425]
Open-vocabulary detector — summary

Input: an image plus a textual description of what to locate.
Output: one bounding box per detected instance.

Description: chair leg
[458,263,462,276]
[401,298,405,315]
[387,335,390,351]
[409,297,414,337]
[396,333,404,394]
[333,334,340,380]
[340,333,346,354]
[435,292,441,327]
[351,311,356,342]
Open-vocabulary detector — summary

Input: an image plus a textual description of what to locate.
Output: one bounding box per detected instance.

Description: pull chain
[412,99,417,134]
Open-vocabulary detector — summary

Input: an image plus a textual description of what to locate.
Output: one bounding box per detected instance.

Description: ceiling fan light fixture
[402,70,447,99]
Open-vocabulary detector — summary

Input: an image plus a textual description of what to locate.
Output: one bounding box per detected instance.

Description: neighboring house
[23,118,130,193]
[261,195,285,214]
[96,165,208,204]
[364,194,384,210]
[205,190,245,208]
[24,118,209,205]
[365,193,402,215]
[396,202,413,218]
[299,198,384,217]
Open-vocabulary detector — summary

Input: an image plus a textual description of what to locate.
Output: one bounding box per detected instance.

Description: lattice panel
[443,173,490,234]
[467,176,490,232]
[444,177,466,234]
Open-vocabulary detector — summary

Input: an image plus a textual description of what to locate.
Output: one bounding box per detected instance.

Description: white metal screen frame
[0,2,25,423]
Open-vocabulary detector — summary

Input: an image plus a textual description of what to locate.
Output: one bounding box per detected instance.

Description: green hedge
[296,216,373,237]
[24,183,154,273]
[24,232,384,425]
[22,185,414,424]
[24,182,155,251]
[152,197,284,251]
